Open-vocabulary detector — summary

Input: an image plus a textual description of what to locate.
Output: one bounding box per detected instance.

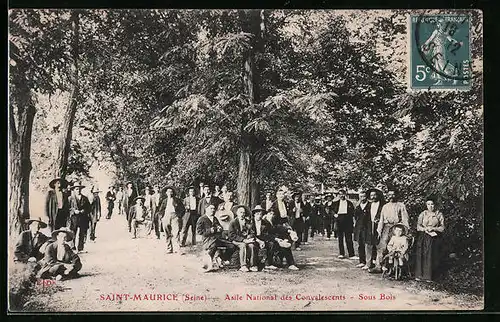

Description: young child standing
[386,224,409,267]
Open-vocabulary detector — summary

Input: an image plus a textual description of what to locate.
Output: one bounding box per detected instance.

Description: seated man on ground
[228,205,259,272]
[14,217,51,273]
[264,212,299,271]
[196,204,235,272]
[252,206,278,270]
[37,227,82,281]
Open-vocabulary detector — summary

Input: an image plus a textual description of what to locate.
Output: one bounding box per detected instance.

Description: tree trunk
[55,10,80,178]
[9,62,36,237]
[251,180,260,209]
[237,143,252,206]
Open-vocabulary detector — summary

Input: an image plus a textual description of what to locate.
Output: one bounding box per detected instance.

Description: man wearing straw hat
[45,177,70,232]
[14,217,51,264]
[68,182,91,253]
[89,186,102,241]
[38,227,82,280]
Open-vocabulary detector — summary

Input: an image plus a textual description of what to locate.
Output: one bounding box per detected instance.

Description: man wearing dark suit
[89,186,102,241]
[310,195,323,238]
[251,205,277,270]
[196,203,235,272]
[181,186,199,247]
[45,177,70,232]
[14,218,51,263]
[331,188,356,259]
[123,182,137,231]
[363,189,384,271]
[269,189,291,226]
[289,192,306,250]
[263,212,299,271]
[68,182,91,253]
[260,190,274,212]
[105,186,116,219]
[353,190,369,268]
[156,187,185,254]
[322,194,335,239]
[301,194,312,244]
[38,227,82,280]
[198,185,222,217]
[228,205,258,272]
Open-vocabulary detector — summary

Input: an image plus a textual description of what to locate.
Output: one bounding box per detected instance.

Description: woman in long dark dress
[414,197,445,282]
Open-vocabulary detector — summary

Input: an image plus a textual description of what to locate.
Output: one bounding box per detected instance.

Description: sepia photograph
[8,8,483,312]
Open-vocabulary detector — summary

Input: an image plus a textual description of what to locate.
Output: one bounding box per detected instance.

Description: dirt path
[33,214,482,311]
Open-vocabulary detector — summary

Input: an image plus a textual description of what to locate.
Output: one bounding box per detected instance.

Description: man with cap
[196,203,235,272]
[215,190,235,239]
[251,205,277,270]
[38,227,82,280]
[89,186,102,241]
[370,188,409,274]
[105,185,116,219]
[68,182,91,253]
[156,186,185,254]
[228,205,258,272]
[353,190,369,268]
[198,185,222,217]
[289,192,306,251]
[123,181,137,232]
[363,188,384,271]
[45,177,70,232]
[14,217,51,264]
[331,188,356,259]
[321,193,335,239]
[181,185,200,247]
[129,196,148,239]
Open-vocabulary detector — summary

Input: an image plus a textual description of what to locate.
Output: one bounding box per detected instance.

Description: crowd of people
[12,177,446,283]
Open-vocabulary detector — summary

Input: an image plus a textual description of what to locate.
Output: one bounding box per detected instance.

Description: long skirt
[414,232,442,281]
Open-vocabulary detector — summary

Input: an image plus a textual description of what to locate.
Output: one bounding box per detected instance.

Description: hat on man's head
[49,177,68,189]
[134,196,146,203]
[71,181,85,190]
[91,186,101,193]
[25,217,48,229]
[186,185,196,191]
[51,227,74,241]
[292,191,302,198]
[252,205,265,214]
[163,186,176,194]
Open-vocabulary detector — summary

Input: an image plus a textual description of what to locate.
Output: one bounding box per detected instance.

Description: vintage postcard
[8,9,483,312]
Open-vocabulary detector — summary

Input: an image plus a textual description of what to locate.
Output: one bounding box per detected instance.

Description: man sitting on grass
[14,217,51,265]
[37,227,82,281]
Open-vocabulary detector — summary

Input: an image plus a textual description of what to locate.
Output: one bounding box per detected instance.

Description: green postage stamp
[409,14,472,90]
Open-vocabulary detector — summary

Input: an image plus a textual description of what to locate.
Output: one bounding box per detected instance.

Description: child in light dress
[386,224,409,267]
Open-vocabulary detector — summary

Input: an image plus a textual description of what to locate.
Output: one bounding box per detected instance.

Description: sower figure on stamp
[157,186,185,254]
[353,190,369,268]
[196,204,235,272]
[370,188,409,274]
[89,186,102,241]
[46,177,70,232]
[228,205,259,272]
[181,186,199,247]
[105,186,116,219]
[14,217,51,274]
[38,227,82,281]
[68,182,91,253]
[332,188,356,260]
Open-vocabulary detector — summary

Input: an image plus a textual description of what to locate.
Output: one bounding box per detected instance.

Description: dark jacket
[260,199,275,212]
[156,196,185,219]
[363,201,384,245]
[288,200,306,228]
[14,230,50,262]
[353,201,369,241]
[69,194,91,229]
[252,219,274,242]
[122,188,137,216]
[198,196,222,216]
[90,195,102,222]
[38,242,82,278]
[45,189,70,230]
[228,218,256,242]
[269,200,292,226]
[331,199,355,233]
[128,204,148,226]
[106,191,116,208]
[196,215,224,250]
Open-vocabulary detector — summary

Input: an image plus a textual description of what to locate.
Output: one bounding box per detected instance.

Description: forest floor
[12,213,483,312]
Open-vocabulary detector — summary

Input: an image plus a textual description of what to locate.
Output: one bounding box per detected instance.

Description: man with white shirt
[260,190,274,212]
[157,187,185,254]
[363,189,384,271]
[181,186,199,247]
[289,192,305,251]
[331,189,356,259]
[129,196,147,239]
[353,191,369,268]
[370,188,409,274]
